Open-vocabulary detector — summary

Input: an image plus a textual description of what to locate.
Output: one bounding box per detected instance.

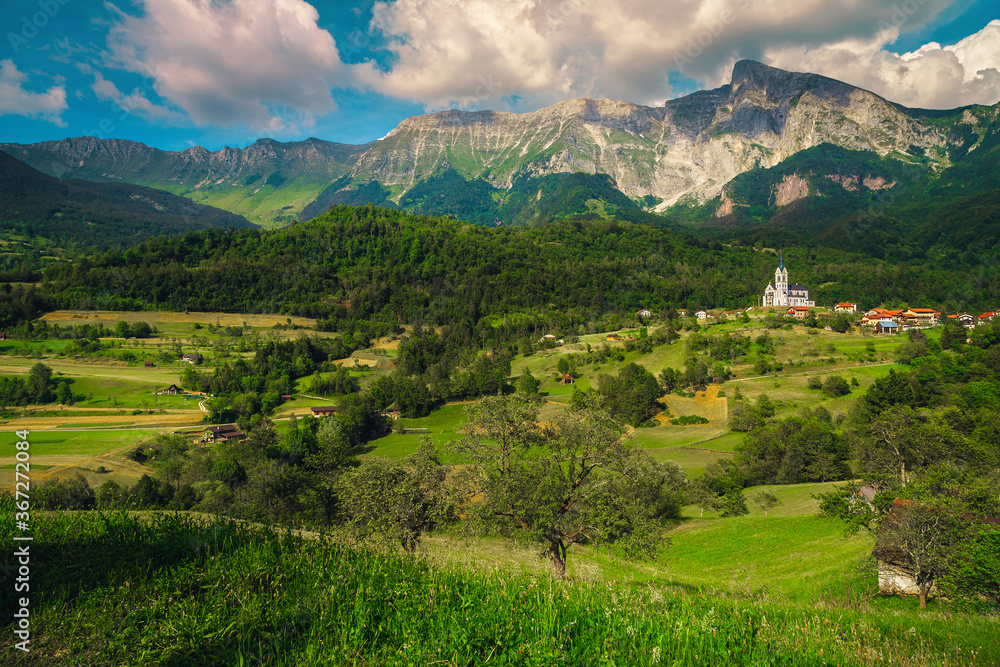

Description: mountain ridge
[1,60,997,227]
[0,149,252,251]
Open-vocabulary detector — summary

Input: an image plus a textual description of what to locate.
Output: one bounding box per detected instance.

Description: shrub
[821,375,851,397]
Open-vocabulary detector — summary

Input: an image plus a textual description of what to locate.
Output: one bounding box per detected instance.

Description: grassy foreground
[2,512,997,666]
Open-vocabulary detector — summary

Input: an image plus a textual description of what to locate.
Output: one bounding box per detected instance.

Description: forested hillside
[26,209,979,316]
[0,150,251,247]
[0,150,252,284]
[0,204,988,332]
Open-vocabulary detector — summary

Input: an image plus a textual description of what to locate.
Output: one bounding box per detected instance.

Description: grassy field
[0,429,161,490]
[6,510,995,666]
[657,515,873,602]
[364,403,470,460]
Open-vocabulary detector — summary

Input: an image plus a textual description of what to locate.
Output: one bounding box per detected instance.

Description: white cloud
[105,0,348,131]
[358,0,961,109]
[0,59,68,126]
[764,20,1000,108]
[81,64,186,123]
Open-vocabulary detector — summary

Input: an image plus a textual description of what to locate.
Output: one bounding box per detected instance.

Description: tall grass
[3,511,997,666]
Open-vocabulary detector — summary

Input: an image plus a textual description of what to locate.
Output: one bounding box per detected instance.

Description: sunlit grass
[6,510,996,666]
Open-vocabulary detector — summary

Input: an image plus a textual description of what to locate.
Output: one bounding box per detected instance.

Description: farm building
[203,424,245,443]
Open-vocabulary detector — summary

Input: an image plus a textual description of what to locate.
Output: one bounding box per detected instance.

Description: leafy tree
[855,405,951,487]
[28,362,53,403]
[337,441,454,553]
[131,321,153,338]
[717,489,749,517]
[598,362,661,426]
[821,375,850,397]
[727,402,763,432]
[35,474,96,510]
[658,367,680,392]
[306,417,357,472]
[750,490,781,517]
[517,368,540,396]
[56,381,73,405]
[941,524,1000,610]
[755,393,775,418]
[459,395,685,579]
[873,502,956,609]
[686,484,716,518]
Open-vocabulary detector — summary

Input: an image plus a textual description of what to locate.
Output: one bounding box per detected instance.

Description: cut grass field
[0,429,161,490]
[39,310,317,329]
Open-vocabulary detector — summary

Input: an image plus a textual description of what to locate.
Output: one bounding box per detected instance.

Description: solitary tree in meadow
[750,490,781,517]
[460,395,686,579]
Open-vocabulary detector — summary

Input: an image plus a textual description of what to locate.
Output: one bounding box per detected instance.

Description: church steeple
[778,250,785,271]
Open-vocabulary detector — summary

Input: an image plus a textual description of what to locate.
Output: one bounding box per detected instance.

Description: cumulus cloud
[105,0,348,131]
[763,20,1000,108]
[0,59,68,126]
[358,0,959,109]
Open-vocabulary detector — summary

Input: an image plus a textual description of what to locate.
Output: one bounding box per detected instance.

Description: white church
[762,252,815,308]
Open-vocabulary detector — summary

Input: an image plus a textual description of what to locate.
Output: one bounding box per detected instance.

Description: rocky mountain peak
[729,59,860,105]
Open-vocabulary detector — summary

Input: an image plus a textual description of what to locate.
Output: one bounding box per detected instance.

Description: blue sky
[1,0,998,151]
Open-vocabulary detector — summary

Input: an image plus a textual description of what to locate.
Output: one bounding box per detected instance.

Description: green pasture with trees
[3,205,1000,664]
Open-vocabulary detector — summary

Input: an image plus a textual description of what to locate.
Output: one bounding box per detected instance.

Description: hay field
[40,310,316,328]
[0,429,162,491]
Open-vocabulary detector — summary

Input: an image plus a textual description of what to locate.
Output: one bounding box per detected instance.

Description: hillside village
[646,252,1000,334]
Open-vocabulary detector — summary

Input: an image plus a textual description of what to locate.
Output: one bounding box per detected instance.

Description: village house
[900,308,939,327]
[861,308,905,327]
[786,306,810,320]
[181,353,203,365]
[560,373,574,385]
[762,252,815,308]
[978,311,997,325]
[539,334,557,343]
[164,384,182,395]
[202,424,245,444]
[834,302,857,313]
[606,333,620,341]
[310,406,339,417]
[948,313,976,328]
[876,320,899,335]
[144,361,155,368]
[635,308,652,318]
[694,310,708,319]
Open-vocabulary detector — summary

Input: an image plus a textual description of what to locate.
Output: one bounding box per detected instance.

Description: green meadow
[5,510,995,667]
[0,429,162,457]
